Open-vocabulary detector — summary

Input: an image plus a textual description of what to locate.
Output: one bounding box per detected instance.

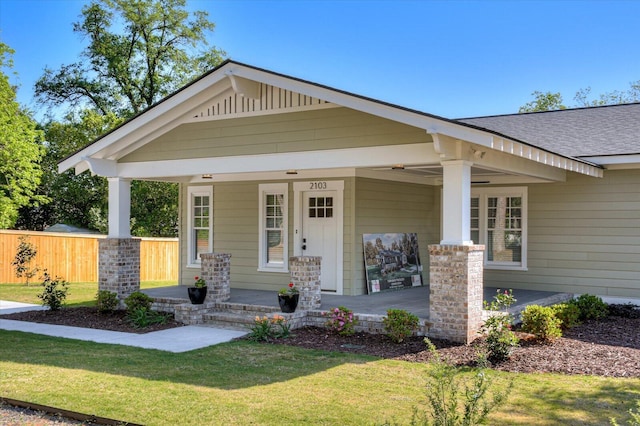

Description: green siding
[351,178,439,296]
[120,108,431,162]
[484,169,640,298]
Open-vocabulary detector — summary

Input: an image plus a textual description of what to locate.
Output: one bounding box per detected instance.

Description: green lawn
[2,282,639,424]
[0,281,176,306]
[0,331,638,425]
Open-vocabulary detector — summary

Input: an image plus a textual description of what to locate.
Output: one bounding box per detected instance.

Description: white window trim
[258,183,289,273]
[187,185,213,268]
[472,186,528,271]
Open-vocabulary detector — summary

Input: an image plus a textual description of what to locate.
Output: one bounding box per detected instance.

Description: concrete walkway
[0,301,246,353]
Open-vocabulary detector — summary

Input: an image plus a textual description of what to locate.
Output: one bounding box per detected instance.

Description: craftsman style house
[59,61,640,342]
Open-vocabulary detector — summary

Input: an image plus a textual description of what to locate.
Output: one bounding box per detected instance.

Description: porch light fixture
[391,164,405,170]
[202,174,213,179]
[286,170,298,175]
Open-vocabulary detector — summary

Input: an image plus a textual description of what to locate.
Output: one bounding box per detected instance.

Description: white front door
[294,181,344,293]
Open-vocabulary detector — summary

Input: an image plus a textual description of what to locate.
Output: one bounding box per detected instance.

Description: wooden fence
[0,230,178,283]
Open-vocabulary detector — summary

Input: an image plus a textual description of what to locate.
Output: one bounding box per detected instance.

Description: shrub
[412,339,512,426]
[611,399,640,426]
[481,288,519,362]
[521,305,562,341]
[383,309,420,343]
[124,292,153,313]
[247,315,291,341]
[324,306,357,336]
[12,235,39,286]
[127,307,168,329]
[551,302,581,329]
[571,294,609,320]
[38,270,69,311]
[96,290,119,314]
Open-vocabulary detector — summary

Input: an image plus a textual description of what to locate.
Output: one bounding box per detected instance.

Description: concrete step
[213,302,281,316]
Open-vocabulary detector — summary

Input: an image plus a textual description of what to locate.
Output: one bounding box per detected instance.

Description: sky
[1,0,640,121]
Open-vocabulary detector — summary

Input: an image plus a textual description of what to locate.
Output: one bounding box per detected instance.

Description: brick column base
[200,253,231,302]
[98,238,141,306]
[290,256,321,310]
[428,244,485,344]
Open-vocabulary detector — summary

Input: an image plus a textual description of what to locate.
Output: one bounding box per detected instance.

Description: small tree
[11,235,39,286]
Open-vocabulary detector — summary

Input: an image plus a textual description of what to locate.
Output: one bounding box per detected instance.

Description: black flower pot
[188,287,208,304]
[278,293,299,313]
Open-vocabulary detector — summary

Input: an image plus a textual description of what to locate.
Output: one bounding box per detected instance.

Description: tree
[519,91,567,113]
[574,82,640,107]
[0,43,47,228]
[23,0,225,236]
[11,235,39,286]
[35,0,225,117]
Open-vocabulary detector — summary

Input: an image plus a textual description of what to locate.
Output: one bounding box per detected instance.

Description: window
[259,183,288,272]
[187,186,213,267]
[471,187,527,270]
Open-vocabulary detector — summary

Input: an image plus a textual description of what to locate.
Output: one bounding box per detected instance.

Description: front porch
[143,284,572,335]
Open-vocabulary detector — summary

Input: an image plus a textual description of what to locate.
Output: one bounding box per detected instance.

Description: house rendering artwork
[59,60,640,342]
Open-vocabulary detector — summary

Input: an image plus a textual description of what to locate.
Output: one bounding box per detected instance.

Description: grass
[2,282,639,424]
[0,281,176,306]
[0,331,639,425]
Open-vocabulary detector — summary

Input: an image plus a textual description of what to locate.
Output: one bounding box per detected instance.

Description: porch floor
[142,285,568,319]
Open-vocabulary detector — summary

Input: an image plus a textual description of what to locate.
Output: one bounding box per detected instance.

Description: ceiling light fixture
[391,164,405,170]
[202,174,213,179]
[286,170,298,175]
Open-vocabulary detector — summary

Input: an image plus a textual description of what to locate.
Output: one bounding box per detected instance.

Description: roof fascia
[580,154,640,170]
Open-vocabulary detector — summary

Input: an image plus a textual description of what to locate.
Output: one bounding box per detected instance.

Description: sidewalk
[0,301,246,353]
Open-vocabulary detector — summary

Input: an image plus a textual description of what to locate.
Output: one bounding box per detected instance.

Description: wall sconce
[286,170,298,175]
[202,174,213,179]
[391,164,405,170]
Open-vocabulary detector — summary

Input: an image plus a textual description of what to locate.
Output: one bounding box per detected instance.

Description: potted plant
[277,282,299,313]
[188,276,208,304]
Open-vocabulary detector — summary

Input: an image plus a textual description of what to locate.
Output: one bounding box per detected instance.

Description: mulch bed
[2,304,639,377]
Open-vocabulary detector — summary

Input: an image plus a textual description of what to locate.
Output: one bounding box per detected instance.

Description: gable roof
[58,60,603,178]
[458,103,640,158]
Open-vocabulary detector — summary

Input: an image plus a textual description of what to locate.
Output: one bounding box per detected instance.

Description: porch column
[440,160,473,245]
[99,177,139,305]
[200,253,231,302]
[107,177,132,238]
[290,256,321,310]
[428,244,485,343]
[427,159,484,343]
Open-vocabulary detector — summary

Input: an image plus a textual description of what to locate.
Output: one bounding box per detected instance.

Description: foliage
[519,91,567,113]
[127,307,168,328]
[278,282,299,296]
[481,289,519,362]
[37,270,69,311]
[96,290,119,313]
[11,235,39,286]
[124,291,153,312]
[551,302,581,329]
[571,294,609,321]
[247,315,291,341]
[411,339,511,426]
[611,400,640,426]
[575,83,640,107]
[0,42,47,228]
[383,309,420,343]
[324,306,358,336]
[35,0,225,117]
[193,276,206,288]
[483,289,516,311]
[520,305,563,341]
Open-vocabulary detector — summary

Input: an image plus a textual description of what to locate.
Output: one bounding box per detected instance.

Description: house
[377,250,408,274]
[59,60,640,342]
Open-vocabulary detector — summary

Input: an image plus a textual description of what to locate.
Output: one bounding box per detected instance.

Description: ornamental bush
[324,306,357,336]
[96,290,119,313]
[521,305,562,341]
[551,302,581,329]
[571,294,609,321]
[38,270,69,311]
[124,291,153,313]
[383,309,420,343]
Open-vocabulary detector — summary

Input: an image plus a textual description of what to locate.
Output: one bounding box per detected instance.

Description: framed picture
[363,233,423,294]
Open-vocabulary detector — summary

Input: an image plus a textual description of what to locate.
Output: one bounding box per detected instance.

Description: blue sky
[1,0,639,120]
